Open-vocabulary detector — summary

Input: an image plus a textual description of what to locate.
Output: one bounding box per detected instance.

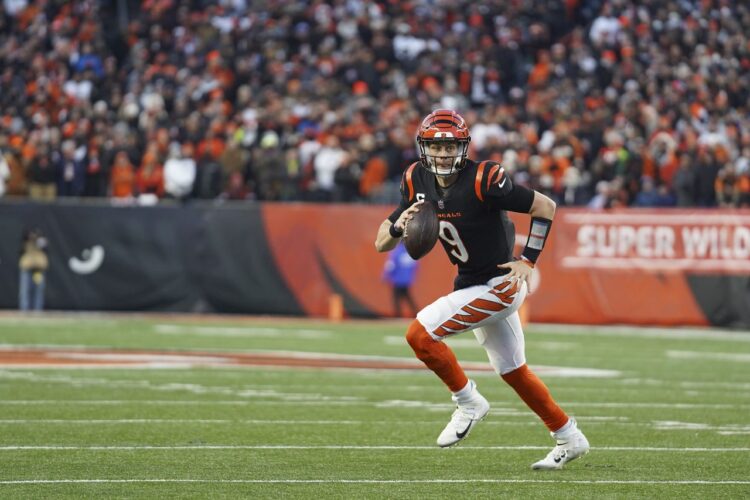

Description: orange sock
[501,364,568,432]
[405,320,468,392]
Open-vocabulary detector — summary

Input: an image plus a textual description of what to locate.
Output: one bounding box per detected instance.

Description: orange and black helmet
[416,109,471,176]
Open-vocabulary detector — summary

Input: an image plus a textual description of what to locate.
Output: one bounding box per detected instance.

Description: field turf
[0,313,748,498]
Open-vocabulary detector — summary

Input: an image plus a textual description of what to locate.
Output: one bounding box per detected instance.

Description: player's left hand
[497,259,534,292]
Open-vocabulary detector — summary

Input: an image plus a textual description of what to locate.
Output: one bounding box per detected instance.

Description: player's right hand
[395,200,424,233]
[497,259,534,292]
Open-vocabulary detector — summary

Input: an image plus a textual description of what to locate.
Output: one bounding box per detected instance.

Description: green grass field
[0,313,748,499]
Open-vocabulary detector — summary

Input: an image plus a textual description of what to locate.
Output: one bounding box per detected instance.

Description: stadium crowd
[0,0,749,208]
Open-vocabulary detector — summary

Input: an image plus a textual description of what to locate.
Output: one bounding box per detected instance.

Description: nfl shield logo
[438,200,444,209]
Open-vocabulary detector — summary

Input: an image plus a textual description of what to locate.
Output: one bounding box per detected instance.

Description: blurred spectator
[55,140,86,197]
[3,143,26,196]
[672,155,697,207]
[0,0,749,209]
[694,149,721,207]
[110,151,136,199]
[27,149,56,201]
[221,171,252,201]
[715,165,739,208]
[588,180,612,210]
[135,148,164,198]
[194,151,223,199]
[83,144,107,197]
[0,165,8,200]
[18,227,48,312]
[218,136,248,188]
[0,141,9,197]
[358,133,389,200]
[382,241,419,318]
[313,135,346,200]
[164,143,197,201]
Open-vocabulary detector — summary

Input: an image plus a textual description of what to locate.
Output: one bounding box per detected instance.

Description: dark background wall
[2,200,749,328]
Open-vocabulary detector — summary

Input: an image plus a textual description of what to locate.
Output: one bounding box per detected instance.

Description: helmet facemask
[418,138,470,177]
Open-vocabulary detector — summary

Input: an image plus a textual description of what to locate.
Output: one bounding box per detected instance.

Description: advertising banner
[2,201,748,327]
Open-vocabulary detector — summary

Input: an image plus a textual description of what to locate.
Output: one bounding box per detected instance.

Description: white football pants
[416,275,528,375]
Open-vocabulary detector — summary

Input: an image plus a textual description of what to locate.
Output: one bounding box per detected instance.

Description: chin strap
[521,217,552,264]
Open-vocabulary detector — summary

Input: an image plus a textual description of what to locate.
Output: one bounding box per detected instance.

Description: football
[404,201,440,259]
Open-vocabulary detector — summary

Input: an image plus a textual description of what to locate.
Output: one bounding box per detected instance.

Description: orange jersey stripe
[474,160,489,201]
[405,162,417,202]
[487,165,505,191]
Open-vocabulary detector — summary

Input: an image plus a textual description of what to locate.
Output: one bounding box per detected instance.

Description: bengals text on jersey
[388,159,535,290]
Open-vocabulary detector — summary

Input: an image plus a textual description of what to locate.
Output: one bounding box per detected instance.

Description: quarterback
[374,109,589,470]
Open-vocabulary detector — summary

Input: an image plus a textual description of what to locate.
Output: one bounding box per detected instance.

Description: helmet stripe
[432,119,461,126]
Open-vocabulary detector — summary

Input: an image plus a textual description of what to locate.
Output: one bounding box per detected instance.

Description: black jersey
[389,159,535,290]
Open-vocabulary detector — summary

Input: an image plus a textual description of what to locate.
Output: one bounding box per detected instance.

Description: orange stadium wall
[1,201,749,327]
[262,205,750,327]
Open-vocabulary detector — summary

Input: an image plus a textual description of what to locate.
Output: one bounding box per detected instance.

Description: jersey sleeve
[497,183,535,213]
[478,162,513,199]
[476,161,534,213]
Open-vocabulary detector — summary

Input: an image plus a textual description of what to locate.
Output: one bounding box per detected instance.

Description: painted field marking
[621,378,750,391]
[386,336,577,352]
[0,317,120,326]
[0,479,748,485]
[153,325,333,339]
[10,416,750,434]
[0,418,631,426]
[2,397,749,411]
[652,421,750,433]
[0,445,748,452]
[666,350,750,363]
[529,324,750,342]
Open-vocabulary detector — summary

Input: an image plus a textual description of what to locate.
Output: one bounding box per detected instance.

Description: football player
[375,109,589,470]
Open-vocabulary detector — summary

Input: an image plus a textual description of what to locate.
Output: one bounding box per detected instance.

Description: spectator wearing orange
[109,151,136,198]
[135,149,164,198]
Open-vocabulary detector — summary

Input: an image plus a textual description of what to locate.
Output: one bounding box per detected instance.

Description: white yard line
[559,402,750,409]
[0,418,633,426]
[666,350,750,363]
[153,325,333,339]
[386,336,577,351]
[0,479,748,485]
[0,371,364,403]
[528,324,750,342]
[2,397,749,410]
[0,445,747,452]
[652,421,750,432]
[621,378,750,391]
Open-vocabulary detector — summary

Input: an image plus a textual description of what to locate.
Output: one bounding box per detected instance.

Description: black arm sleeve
[496,183,535,213]
[387,197,410,223]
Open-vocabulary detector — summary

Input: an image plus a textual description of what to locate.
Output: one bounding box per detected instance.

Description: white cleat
[437,380,490,448]
[531,418,590,470]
